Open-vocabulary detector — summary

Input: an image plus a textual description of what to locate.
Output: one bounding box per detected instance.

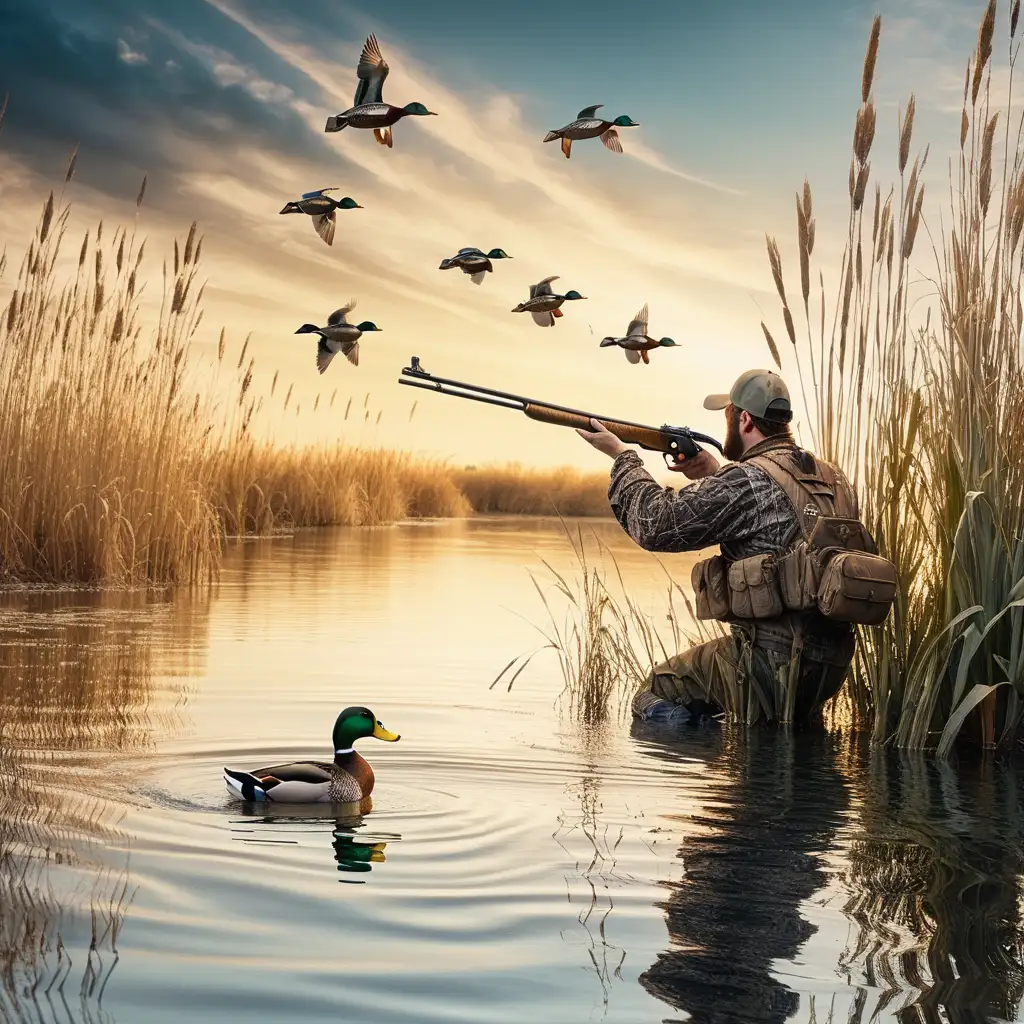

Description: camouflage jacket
[607,437,856,665]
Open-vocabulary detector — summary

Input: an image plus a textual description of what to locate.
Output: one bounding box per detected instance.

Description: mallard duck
[599,304,678,363]
[543,105,639,159]
[223,706,400,804]
[511,276,587,327]
[438,247,513,285]
[279,189,363,246]
[324,35,437,147]
[294,300,383,373]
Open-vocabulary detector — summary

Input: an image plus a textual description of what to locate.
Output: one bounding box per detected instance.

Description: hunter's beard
[723,406,745,461]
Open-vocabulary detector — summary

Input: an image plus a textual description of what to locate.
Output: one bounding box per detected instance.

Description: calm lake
[2,517,1023,1024]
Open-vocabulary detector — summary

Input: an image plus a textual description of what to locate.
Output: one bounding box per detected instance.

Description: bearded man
[577,369,859,726]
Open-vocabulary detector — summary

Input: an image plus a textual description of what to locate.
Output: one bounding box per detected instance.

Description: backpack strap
[746,450,858,541]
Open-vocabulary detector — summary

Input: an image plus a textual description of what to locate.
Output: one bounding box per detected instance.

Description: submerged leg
[632,636,738,723]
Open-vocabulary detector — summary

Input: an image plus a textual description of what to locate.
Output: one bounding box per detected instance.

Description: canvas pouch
[815,550,898,625]
[727,553,784,620]
[691,554,730,621]
[776,543,820,611]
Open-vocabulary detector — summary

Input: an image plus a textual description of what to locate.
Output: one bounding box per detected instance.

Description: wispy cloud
[117,39,148,66]
[623,137,745,196]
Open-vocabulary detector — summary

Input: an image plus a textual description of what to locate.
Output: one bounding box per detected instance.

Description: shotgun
[397,356,724,465]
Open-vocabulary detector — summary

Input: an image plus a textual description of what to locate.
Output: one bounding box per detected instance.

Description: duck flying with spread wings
[511,276,588,327]
[438,247,513,285]
[543,105,639,159]
[294,301,383,374]
[599,304,678,364]
[278,189,363,246]
[324,35,437,147]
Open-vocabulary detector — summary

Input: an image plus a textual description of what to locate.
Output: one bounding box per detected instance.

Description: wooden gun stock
[523,404,671,452]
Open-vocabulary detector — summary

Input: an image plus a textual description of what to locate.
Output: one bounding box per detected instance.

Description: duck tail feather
[224,769,268,802]
[325,115,346,133]
[543,130,560,143]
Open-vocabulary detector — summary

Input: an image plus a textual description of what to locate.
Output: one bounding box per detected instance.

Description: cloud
[623,137,745,196]
[117,39,148,65]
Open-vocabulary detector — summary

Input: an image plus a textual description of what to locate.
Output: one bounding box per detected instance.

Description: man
[576,368,858,726]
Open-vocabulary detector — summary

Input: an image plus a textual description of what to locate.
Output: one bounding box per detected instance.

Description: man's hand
[576,417,628,459]
[667,449,720,479]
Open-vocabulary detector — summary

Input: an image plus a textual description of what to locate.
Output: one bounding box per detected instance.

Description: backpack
[691,448,898,627]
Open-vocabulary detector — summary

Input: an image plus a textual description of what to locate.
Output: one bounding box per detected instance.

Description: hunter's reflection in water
[233,803,400,882]
[0,587,207,1023]
[632,722,1024,1023]
[632,723,849,1023]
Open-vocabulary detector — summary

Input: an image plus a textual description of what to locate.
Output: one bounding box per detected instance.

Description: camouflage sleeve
[606,451,763,553]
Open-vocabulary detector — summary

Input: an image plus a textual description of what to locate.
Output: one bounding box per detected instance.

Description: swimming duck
[324,34,437,147]
[279,189,363,247]
[600,304,678,364]
[512,276,587,327]
[543,105,639,159]
[438,247,513,285]
[294,300,383,373]
[223,706,400,804]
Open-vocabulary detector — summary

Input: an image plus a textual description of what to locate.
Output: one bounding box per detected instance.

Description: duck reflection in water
[235,802,399,883]
[632,720,1024,1022]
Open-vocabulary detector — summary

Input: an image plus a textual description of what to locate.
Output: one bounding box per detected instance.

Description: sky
[0,0,1004,469]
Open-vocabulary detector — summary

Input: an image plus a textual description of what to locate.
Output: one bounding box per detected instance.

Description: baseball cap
[703,368,792,421]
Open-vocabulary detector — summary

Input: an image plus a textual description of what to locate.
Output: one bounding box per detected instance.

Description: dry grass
[453,464,611,517]
[760,1,1024,753]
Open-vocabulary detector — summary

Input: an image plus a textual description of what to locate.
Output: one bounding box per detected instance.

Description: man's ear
[738,410,755,434]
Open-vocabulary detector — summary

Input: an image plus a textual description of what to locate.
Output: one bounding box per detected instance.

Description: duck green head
[332,706,400,753]
[487,248,512,259]
[658,337,678,347]
[356,321,382,332]
[338,197,363,209]
[564,290,587,300]
[613,115,639,127]
[402,102,437,116]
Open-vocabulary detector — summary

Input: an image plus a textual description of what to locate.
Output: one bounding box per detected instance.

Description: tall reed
[763,1,1024,753]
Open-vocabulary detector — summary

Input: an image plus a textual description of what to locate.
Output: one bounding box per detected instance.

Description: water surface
[2,518,1024,1023]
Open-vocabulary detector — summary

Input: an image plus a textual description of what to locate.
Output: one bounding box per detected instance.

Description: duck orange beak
[372,721,400,742]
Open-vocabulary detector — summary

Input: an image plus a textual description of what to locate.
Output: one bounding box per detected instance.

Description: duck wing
[626,304,649,337]
[529,275,559,299]
[224,761,335,802]
[577,104,604,119]
[312,211,336,246]
[600,128,623,153]
[327,300,357,326]
[457,247,484,255]
[354,34,389,106]
[625,347,642,364]
[342,340,360,366]
[317,337,337,374]
[531,310,555,327]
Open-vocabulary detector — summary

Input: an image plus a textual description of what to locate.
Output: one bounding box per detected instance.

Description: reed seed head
[137,176,147,208]
[899,94,915,174]
[65,144,78,184]
[39,193,55,245]
[1013,0,1021,39]
[760,321,782,369]
[862,15,881,103]
[972,0,996,105]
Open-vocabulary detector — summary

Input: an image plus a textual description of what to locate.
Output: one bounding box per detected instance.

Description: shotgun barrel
[397,356,724,462]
